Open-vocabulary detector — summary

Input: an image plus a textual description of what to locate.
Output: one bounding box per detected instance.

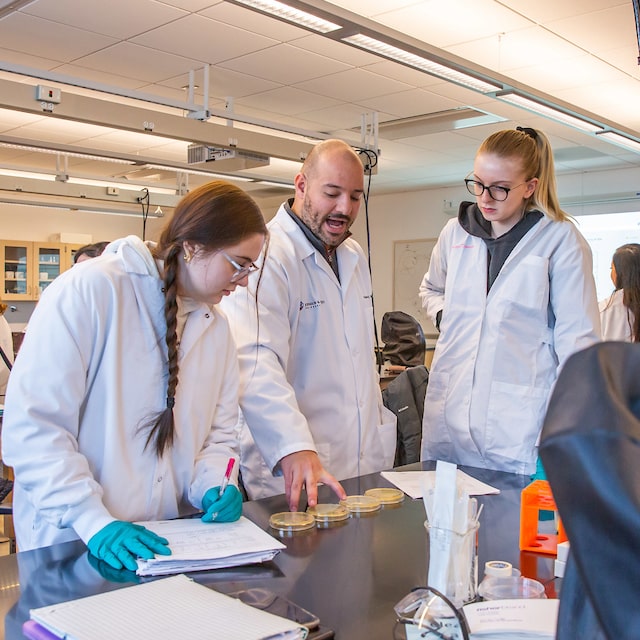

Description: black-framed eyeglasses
[464,178,526,202]
[393,587,470,640]
[221,251,259,282]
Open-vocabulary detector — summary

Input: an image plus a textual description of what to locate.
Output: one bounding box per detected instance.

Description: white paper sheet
[381,470,500,500]
[135,516,285,576]
[463,598,559,638]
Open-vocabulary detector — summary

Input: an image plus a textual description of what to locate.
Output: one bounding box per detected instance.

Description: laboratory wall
[2,163,639,335]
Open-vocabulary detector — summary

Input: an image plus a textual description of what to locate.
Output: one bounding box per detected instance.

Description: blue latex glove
[201,485,243,523]
[87,521,171,571]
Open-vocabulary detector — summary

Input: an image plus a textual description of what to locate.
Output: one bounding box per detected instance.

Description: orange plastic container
[519,480,567,555]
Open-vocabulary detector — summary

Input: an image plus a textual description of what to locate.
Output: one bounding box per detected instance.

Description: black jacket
[540,342,640,640]
[382,365,429,466]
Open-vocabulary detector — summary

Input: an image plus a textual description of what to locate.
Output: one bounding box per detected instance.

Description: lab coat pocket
[378,405,397,469]
[486,380,548,465]
[505,255,549,310]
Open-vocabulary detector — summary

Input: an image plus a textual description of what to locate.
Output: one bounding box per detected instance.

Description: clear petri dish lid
[269,511,316,532]
[340,494,382,513]
[364,487,405,505]
[306,503,350,524]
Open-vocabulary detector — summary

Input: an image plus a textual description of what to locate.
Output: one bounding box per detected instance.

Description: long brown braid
[143,180,267,457]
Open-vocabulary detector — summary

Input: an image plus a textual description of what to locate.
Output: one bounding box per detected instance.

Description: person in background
[73,241,109,264]
[222,139,396,511]
[0,299,13,398]
[419,126,600,475]
[2,181,267,571]
[599,243,640,342]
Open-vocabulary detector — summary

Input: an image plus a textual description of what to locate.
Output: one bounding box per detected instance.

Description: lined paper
[31,574,306,640]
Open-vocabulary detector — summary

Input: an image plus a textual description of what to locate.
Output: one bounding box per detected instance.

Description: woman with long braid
[2,181,267,571]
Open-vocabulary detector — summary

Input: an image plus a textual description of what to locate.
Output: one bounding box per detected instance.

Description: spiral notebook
[29,574,308,640]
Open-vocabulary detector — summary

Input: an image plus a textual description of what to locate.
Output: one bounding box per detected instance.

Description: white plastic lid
[485,560,513,577]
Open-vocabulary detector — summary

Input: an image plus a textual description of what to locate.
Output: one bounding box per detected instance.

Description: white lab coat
[0,314,13,397]
[2,236,240,550]
[221,204,396,499]
[419,214,600,474]
[599,289,634,341]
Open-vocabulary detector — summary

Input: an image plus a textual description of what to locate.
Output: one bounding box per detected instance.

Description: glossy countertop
[0,463,556,639]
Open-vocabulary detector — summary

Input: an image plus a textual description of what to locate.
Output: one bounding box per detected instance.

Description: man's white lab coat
[222,205,396,499]
[2,236,240,550]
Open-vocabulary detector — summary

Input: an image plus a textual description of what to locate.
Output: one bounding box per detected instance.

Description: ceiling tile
[290,34,381,67]
[357,88,460,119]
[219,43,352,85]
[72,42,202,83]
[499,0,628,25]
[22,0,187,39]
[131,14,279,63]
[294,68,413,103]
[0,13,116,61]
[236,86,339,116]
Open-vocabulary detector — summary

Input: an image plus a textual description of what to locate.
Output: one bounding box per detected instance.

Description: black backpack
[381,311,426,367]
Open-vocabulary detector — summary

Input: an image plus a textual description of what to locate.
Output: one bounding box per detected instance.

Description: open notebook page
[30,574,307,640]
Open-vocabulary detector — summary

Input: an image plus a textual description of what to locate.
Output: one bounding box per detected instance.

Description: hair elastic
[166,396,175,409]
[516,126,538,140]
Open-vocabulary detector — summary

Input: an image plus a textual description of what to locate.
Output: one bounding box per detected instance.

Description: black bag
[381,311,426,367]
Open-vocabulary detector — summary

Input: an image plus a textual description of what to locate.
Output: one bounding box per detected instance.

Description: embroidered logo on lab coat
[299,299,325,311]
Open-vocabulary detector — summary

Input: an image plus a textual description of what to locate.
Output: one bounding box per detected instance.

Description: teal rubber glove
[87,552,141,584]
[201,485,243,523]
[530,457,548,482]
[87,521,171,571]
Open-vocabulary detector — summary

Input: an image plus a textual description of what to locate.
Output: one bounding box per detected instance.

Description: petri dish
[364,487,405,505]
[269,511,316,533]
[340,494,382,514]
[306,503,350,526]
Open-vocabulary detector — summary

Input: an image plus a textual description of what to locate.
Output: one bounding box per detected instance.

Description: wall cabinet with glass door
[0,241,82,300]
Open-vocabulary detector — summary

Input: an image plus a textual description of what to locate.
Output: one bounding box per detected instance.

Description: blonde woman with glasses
[419,127,600,475]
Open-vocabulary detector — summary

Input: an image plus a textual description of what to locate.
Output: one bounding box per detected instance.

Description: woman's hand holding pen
[201,485,243,522]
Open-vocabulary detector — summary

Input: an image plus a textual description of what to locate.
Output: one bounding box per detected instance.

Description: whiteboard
[393,238,438,337]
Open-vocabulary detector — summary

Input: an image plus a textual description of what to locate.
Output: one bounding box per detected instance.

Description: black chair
[381,311,426,367]
[540,342,640,640]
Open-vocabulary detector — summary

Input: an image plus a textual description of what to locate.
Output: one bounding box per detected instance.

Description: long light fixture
[343,34,502,94]
[144,163,254,182]
[496,92,603,134]
[0,141,135,164]
[595,131,640,154]
[228,0,341,33]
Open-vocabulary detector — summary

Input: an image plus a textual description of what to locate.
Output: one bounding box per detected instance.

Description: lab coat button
[205,313,210,319]
[157,476,163,483]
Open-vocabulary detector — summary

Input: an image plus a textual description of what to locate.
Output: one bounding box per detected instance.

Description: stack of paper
[133,516,286,576]
[463,598,559,639]
[28,574,307,640]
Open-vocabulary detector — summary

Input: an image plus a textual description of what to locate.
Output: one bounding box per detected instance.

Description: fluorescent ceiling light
[0,167,175,194]
[342,34,502,94]
[254,180,294,188]
[595,131,640,154]
[0,167,55,181]
[145,164,254,182]
[67,177,176,195]
[496,92,603,134]
[229,0,341,33]
[0,142,135,164]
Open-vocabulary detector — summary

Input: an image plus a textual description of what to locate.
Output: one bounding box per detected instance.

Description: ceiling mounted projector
[187,144,270,171]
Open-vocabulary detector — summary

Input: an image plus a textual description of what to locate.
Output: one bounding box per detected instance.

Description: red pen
[218,458,235,498]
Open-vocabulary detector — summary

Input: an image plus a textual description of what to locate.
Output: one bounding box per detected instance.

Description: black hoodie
[457,200,543,291]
